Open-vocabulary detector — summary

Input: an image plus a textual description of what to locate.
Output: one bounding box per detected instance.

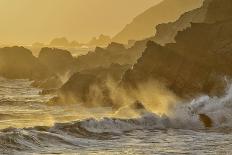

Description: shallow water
[0,77,231,155]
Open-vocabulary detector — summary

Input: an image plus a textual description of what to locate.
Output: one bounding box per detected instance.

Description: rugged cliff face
[154,0,211,45]
[0,46,51,80]
[54,0,232,106]
[38,47,75,76]
[113,0,203,44]
[154,0,232,45]
[0,46,64,89]
[53,40,149,106]
[57,64,131,106]
[74,42,146,72]
[122,18,232,98]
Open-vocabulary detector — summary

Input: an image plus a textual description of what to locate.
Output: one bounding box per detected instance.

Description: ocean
[0,77,231,155]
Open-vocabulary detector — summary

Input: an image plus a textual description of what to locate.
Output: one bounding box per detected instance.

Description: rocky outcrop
[55,40,148,106]
[38,47,75,76]
[154,0,210,45]
[122,18,232,98]
[74,42,145,72]
[0,46,63,89]
[0,46,51,80]
[120,0,232,99]
[113,0,203,44]
[49,37,81,48]
[154,0,232,45]
[169,20,232,69]
[55,64,131,106]
[87,34,111,47]
[53,0,232,106]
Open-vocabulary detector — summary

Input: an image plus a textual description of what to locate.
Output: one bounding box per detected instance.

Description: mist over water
[0,77,231,154]
[0,0,232,154]
[0,0,232,155]
[0,77,113,129]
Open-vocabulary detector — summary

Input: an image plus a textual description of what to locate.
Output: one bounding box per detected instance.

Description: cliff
[0,46,51,80]
[113,0,203,44]
[154,0,232,45]
[74,42,146,72]
[38,47,75,76]
[122,18,232,98]
[56,64,131,106]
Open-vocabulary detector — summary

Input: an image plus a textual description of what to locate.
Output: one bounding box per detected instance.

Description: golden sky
[0,0,162,44]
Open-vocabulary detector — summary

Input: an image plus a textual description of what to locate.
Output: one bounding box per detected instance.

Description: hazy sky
[0,0,162,44]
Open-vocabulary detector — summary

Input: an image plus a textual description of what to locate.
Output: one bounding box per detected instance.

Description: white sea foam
[0,78,232,154]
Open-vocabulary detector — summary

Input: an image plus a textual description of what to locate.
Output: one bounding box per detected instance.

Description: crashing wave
[1,85,232,153]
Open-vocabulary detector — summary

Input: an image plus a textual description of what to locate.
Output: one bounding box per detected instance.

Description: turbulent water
[0,77,231,155]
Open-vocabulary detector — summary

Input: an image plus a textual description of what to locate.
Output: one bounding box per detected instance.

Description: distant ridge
[112,0,203,44]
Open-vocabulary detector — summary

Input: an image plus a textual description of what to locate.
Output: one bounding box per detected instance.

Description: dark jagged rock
[121,41,220,98]
[154,0,210,45]
[0,46,51,80]
[52,0,232,107]
[57,40,145,106]
[169,20,232,70]
[121,0,232,99]
[122,21,232,98]
[58,73,113,106]
[38,47,75,75]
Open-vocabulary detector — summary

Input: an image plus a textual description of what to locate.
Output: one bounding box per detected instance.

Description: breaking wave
[1,84,232,153]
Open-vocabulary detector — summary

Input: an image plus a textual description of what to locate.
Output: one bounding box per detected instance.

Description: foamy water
[0,77,231,155]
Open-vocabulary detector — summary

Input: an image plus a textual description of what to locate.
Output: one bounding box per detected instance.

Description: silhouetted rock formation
[74,42,146,72]
[63,40,147,105]
[154,0,210,45]
[121,0,232,99]
[0,46,63,89]
[87,34,111,47]
[154,0,232,45]
[49,37,81,48]
[122,17,232,98]
[38,48,75,76]
[49,37,69,47]
[0,46,51,80]
[113,0,203,43]
[55,64,131,106]
[53,0,232,106]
